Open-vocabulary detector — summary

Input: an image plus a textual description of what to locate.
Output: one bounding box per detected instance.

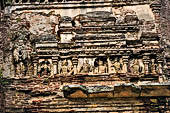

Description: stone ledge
[7,2,151,13]
[62,83,170,98]
[10,0,150,6]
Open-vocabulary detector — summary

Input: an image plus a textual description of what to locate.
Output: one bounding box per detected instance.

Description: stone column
[45,0,48,3]
[143,56,150,74]
[27,0,30,3]
[107,57,111,73]
[33,57,38,76]
[72,57,78,75]
[52,57,58,75]
[122,56,129,73]
[12,0,15,4]
[150,2,161,35]
[19,0,22,3]
[157,60,163,74]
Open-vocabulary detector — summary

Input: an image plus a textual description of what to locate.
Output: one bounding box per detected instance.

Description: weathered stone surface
[0,0,170,112]
[62,83,170,98]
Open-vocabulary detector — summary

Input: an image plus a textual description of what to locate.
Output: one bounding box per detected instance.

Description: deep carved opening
[30,0,36,2]
[48,0,54,2]
[40,0,45,3]
[57,0,63,2]
[22,0,28,3]
[15,0,19,3]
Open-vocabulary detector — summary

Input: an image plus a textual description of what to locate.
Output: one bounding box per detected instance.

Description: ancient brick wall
[1,0,170,113]
[0,11,4,68]
[0,11,8,113]
[0,84,5,113]
[160,0,170,77]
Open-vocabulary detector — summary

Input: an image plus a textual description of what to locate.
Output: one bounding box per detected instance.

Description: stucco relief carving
[2,2,170,112]
[108,57,123,74]
[46,57,162,76]
[7,8,164,80]
[96,59,108,74]
[13,39,31,76]
[150,59,157,74]
[59,59,74,75]
[78,59,93,74]
[38,59,52,76]
[128,59,144,75]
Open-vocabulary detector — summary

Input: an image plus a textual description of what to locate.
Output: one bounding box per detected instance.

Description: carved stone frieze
[12,28,33,76]
[59,59,74,75]
[1,0,170,113]
[3,5,165,81]
[38,59,52,76]
[78,59,93,74]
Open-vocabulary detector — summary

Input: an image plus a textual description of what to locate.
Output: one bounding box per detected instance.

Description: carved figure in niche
[109,57,121,73]
[13,43,30,75]
[151,59,157,74]
[79,60,92,73]
[113,57,122,73]
[13,47,20,75]
[132,59,140,74]
[109,60,116,73]
[20,62,25,74]
[95,60,107,74]
[39,59,51,76]
[128,59,144,74]
[138,59,144,73]
[60,60,73,75]
[157,62,163,74]
[60,60,68,74]
[2,56,13,77]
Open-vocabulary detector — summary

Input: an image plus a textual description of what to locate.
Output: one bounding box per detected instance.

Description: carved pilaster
[157,60,163,74]
[143,56,150,74]
[107,57,112,73]
[72,57,78,74]
[52,56,58,74]
[19,0,22,3]
[45,0,48,3]
[27,0,30,3]
[122,56,129,73]
[150,2,161,35]
[12,0,15,4]
[33,57,38,76]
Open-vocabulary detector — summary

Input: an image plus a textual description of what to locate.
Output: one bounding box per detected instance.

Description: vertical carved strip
[122,56,129,73]
[143,56,149,74]
[52,57,58,75]
[107,57,112,73]
[72,57,78,75]
[33,57,38,76]
[158,60,163,74]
